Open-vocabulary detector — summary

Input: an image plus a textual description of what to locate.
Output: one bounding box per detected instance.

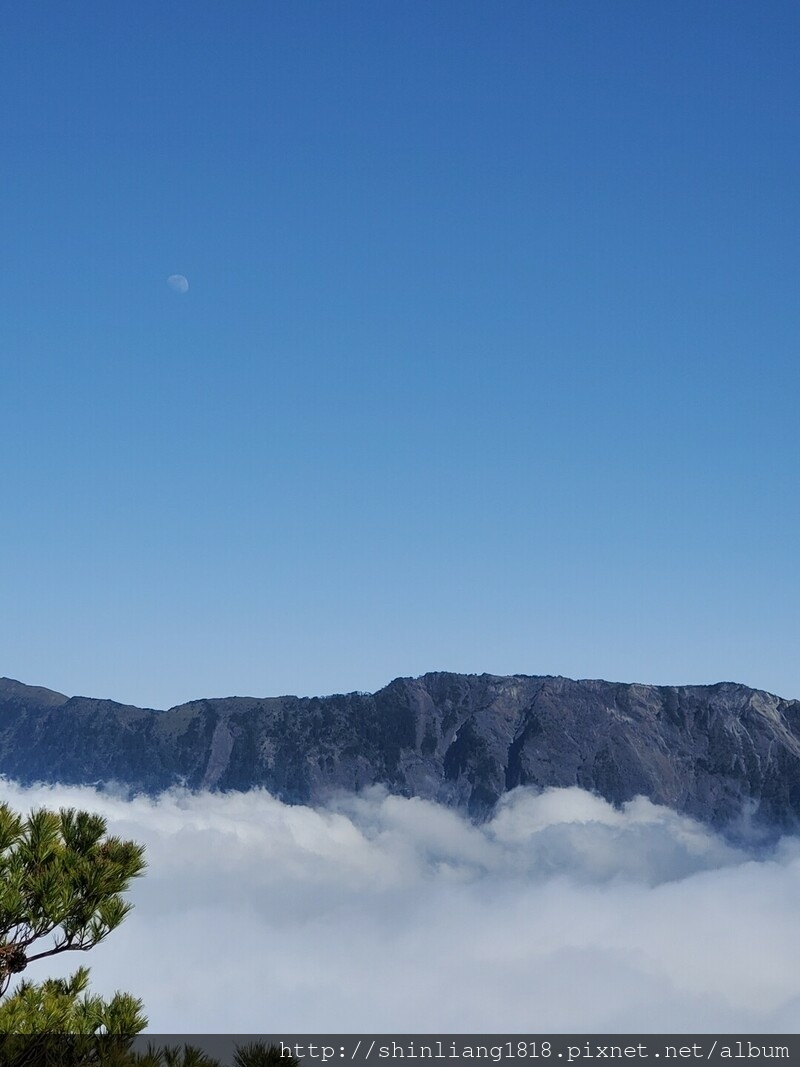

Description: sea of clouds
[1,779,799,1033]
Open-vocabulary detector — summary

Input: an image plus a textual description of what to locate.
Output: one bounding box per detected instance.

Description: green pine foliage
[135,1044,223,1067]
[233,1043,301,1067]
[0,1036,303,1067]
[0,801,147,1035]
[0,966,146,1034]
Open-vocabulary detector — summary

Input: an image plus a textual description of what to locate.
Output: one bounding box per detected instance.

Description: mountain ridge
[2,672,800,834]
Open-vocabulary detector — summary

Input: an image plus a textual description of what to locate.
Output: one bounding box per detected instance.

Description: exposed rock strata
[2,673,800,832]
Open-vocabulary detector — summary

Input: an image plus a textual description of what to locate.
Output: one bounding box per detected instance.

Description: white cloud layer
[1,779,799,1033]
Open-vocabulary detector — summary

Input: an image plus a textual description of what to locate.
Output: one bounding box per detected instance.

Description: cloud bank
[1,779,799,1033]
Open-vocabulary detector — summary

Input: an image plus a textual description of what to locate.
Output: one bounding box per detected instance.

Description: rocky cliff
[2,672,800,833]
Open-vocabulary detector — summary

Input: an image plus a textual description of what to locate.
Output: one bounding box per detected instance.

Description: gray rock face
[2,672,800,833]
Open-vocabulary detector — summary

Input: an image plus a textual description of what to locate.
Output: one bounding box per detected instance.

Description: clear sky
[3,1,799,709]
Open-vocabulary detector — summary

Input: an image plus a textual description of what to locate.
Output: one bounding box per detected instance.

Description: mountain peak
[0,677,68,707]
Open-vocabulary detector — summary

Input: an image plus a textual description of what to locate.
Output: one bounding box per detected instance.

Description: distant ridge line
[1,672,799,835]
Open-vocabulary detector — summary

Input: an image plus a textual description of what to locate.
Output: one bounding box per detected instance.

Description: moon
[167,274,189,294]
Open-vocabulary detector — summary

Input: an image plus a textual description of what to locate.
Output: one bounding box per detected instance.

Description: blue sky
[3,1,799,708]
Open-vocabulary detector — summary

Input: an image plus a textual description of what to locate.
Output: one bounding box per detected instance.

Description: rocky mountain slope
[2,672,800,832]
